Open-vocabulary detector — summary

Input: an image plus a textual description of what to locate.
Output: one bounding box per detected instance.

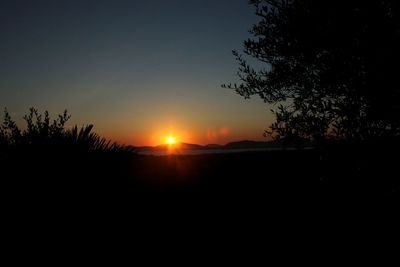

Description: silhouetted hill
[225,138,315,149]
[204,144,223,149]
[150,143,203,151]
[224,140,278,149]
[137,139,313,153]
[180,143,204,150]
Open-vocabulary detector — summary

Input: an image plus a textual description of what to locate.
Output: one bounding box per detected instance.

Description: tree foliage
[224,0,400,141]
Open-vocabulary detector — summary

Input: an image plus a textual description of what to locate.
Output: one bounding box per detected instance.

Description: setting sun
[166,136,176,145]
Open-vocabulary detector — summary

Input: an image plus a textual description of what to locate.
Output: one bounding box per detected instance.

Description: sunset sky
[0,0,273,146]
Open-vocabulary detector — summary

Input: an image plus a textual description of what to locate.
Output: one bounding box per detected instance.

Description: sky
[0,0,273,146]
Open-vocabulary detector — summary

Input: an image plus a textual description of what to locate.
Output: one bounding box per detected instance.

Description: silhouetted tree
[224,0,400,142]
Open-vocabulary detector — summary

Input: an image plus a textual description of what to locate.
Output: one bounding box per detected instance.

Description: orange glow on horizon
[103,122,269,147]
[149,127,188,147]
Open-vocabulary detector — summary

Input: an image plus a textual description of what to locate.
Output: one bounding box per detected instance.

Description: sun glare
[166,136,176,145]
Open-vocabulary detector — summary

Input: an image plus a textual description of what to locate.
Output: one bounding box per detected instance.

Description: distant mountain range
[136,139,314,153]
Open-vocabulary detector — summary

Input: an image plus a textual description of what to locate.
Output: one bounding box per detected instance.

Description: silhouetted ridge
[224,140,273,149]
[204,144,223,149]
[180,143,204,150]
[137,139,312,154]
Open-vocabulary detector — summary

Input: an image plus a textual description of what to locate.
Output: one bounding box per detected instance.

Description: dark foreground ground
[1,144,399,248]
[2,144,399,210]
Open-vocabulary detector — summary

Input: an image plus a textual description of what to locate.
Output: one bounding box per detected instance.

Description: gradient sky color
[0,0,273,146]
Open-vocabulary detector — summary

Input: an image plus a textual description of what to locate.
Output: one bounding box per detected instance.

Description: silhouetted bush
[0,107,134,154]
[0,107,137,209]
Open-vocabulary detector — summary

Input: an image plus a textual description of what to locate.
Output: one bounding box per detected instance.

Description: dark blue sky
[0,0,271,145]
